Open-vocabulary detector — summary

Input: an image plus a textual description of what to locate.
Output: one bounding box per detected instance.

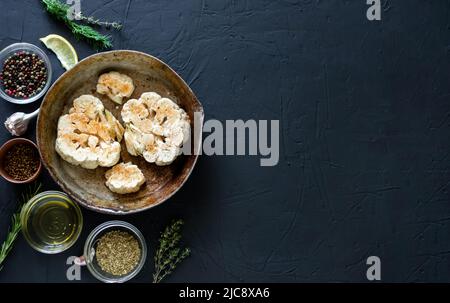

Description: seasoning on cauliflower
[121,92,190,166]
[105,162,146,194]
[96,71,135,104]
[55,95,124,169]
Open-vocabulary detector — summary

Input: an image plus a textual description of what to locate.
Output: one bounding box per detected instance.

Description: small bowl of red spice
[0,43,52,104]
[0,138,42,183]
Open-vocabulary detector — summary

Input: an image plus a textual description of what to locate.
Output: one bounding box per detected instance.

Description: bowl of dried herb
[78,220,147,283]
[0,138,42,183]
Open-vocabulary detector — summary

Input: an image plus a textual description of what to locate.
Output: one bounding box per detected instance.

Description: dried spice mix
[95,230,141,276]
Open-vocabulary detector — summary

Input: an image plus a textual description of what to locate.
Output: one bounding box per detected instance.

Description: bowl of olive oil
[20,191,83,254]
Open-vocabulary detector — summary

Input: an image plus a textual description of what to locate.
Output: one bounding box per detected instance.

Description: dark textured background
[0,0,449,282]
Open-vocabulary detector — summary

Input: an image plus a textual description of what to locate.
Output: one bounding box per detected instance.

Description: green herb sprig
[76,14,122,30]
[153,220,190,283]
[0,183,42,271]
[41,0,122,49]
[0,214,21,272]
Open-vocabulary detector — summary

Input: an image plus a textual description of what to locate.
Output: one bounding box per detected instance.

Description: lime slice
[40,34,78,70]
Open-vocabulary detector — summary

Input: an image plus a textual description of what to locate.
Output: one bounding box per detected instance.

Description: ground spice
[95,230,141,276]
[3,143,40,181]
[0,51,48,99]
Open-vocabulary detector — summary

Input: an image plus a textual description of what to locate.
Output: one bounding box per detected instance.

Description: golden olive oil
[31,200,78,245]
[21,191,83,253]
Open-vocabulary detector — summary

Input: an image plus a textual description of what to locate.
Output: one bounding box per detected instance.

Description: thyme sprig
[153,220,190,283]
[75,13,122,30]
[0,183,42,271]
[41,0,122,49]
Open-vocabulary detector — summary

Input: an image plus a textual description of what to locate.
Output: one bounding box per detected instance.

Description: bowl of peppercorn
[0,43,52,104]
[0,138,42,183]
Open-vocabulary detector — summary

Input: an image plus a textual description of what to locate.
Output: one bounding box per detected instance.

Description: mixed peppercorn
[0,51,48,99]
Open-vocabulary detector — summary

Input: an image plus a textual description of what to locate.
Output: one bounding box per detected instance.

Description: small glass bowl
[83,221,147,283]
[20,191,83,254]
[0,43,52,104]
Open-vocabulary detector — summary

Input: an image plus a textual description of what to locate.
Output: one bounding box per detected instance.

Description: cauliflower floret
[69,94,104,119]
[105,162,145,194]
[96,71,135,104]
[55,95,124,169]
[121,92,190,166]
[98,141,121,167]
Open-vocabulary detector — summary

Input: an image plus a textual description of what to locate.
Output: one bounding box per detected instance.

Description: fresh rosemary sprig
[0,183,42,271]
[0,214,21,272]
[153,220,191,283]
[70,22,112,50]
[41,0,121,49]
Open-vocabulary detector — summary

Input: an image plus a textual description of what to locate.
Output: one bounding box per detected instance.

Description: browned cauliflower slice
[96,71,135,104]
[55,95,124,169]
[105,162,145,194]
[121,92,190,166]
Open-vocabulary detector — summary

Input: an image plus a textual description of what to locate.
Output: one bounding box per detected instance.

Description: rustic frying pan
[37,50,204,214]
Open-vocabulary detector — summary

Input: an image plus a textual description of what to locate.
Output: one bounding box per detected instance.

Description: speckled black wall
[0,0,449,282]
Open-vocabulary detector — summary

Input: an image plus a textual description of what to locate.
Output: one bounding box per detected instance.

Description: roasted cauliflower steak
[121,92,190,166]
[55,94,124,169]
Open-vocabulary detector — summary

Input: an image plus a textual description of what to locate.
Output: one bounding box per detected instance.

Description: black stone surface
[0,0,449,282]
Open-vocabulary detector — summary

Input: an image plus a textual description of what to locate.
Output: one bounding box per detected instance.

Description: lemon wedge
[40,34,78,70]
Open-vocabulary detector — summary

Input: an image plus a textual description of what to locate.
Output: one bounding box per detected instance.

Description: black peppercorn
[3,143,40,181]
